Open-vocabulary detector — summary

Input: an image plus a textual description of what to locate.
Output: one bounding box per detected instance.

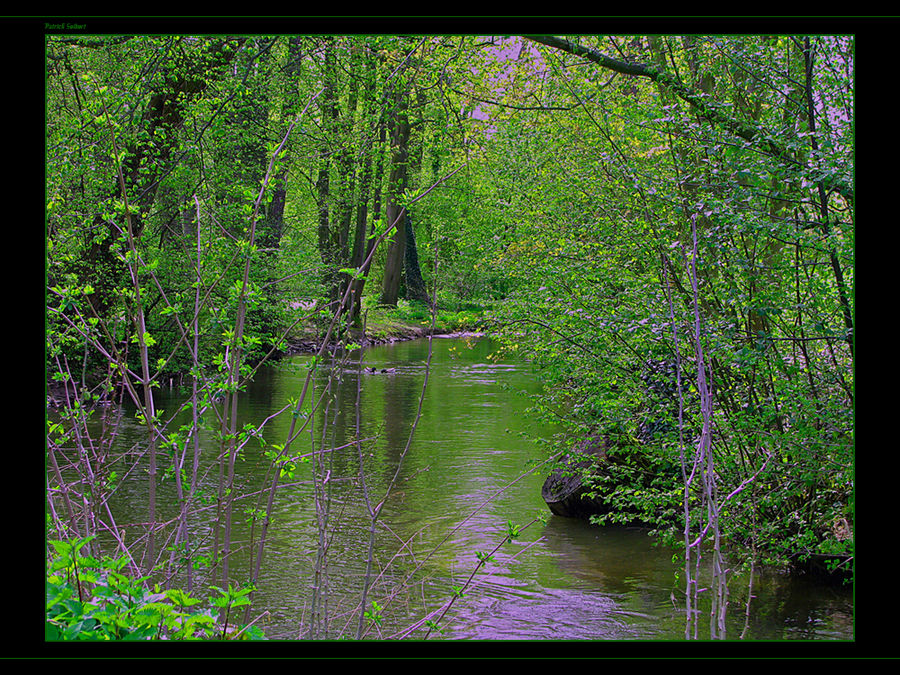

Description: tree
[46,31,853,641]
[479,34,854,624]
[378,45,415,306]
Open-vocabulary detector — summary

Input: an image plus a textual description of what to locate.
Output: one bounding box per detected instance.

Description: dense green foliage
[45,31,853,640]
[46,536,264,640]
[479,35,854,578]
[478,37,854,580]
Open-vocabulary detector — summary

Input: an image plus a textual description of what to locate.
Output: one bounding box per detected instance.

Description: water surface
[96,335,853,642]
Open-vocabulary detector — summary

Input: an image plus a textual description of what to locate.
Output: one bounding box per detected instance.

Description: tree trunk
[81,37,243,319]
[347,44,381,325]
[316,37,341,305]
[403,212,430,304]
[801,37,854,359]
[333,46,361,309]
[379,84,411,306]
[348,100,387,323]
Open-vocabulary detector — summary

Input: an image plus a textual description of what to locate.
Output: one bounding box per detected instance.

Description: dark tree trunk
[261,36,304,255]
[403,213,430,305]
[83,37,243,319]
[348,105,386,324]
[316,38,340,305]
[347,43,389,323]
[333,47,361,310]
[378,83,411,307]
[802,37,854,360]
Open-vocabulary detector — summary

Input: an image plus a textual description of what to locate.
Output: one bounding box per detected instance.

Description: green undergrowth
[361,296,488,341]
[46,536,267,641]
[286,296,489,348]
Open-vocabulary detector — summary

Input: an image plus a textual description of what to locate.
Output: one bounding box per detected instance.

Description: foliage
[480,34,854,578]
[46,537,266,641]
[45,31,853,641]
[360,296,486,340]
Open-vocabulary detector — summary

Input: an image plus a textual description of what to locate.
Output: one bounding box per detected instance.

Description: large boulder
[541,436,614,519]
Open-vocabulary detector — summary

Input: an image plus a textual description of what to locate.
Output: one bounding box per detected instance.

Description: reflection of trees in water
[538,517,673,592]
[727,569,853,640]
[536,515,853,639]
[69,338,852,640]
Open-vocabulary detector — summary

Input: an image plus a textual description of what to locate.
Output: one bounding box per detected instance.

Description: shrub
[46,536,266,641]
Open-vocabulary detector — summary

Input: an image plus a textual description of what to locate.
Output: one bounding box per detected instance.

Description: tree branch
[524,35,854,204]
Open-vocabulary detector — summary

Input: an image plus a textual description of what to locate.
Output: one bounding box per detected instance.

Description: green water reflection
[96,335,852,641]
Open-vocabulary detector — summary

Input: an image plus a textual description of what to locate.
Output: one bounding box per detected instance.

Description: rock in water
[541,436,612,519]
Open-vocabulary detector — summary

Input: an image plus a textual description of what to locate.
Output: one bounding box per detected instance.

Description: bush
[46,537,266,641]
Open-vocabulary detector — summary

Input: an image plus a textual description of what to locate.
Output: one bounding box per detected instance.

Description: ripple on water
[444,584,650,640]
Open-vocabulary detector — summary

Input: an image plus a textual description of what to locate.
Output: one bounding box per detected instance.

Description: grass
[360,296,487,341]
[283,295,490,350]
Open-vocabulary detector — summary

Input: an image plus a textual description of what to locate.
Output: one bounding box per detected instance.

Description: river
[89,335,853,643]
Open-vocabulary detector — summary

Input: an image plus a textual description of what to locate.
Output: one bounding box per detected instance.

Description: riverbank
[284,298,489,354]
[46,299,490,406]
